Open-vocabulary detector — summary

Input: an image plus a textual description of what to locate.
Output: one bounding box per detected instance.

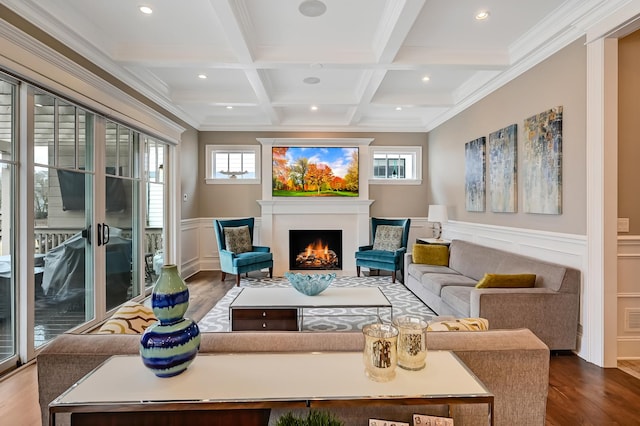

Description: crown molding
[0,17,186,141]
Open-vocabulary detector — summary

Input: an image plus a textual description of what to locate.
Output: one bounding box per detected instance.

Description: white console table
[50,351,494,426]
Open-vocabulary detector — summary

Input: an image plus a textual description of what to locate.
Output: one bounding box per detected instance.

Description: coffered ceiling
[1,0,616,132]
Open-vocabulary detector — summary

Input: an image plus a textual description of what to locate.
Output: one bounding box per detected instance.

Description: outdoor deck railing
[34,227,163,255]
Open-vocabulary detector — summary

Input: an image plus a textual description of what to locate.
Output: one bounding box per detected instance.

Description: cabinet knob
[262,322,267,328]
[262,311,267,317]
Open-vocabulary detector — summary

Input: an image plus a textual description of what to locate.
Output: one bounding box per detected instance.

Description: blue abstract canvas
[465,137,486,212]
[523,106,563,214]
[489,124,517,213]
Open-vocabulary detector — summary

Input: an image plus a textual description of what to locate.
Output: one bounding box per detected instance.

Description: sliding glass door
[0,76,172,375]
[33,92,94,348]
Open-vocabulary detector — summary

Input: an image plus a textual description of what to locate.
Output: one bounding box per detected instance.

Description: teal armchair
[355,218,411,283]
[214,218,273,286]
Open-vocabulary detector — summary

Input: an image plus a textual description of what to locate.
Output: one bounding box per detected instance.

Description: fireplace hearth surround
[258,138,374,276]
[289,230,342,270]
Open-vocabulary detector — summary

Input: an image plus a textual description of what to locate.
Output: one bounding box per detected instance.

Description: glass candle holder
[393,316,428,370]
[362,323,399,382]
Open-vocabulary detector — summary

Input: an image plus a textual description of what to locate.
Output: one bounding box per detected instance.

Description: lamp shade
[427,205,448,224]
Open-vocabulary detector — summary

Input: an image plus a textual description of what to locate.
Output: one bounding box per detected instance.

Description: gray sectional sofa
[38,329,550,426]
[404,239,581,350]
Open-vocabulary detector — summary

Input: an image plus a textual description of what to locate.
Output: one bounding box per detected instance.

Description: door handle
[102,224,110,245]
[81,225,92,245]
[97,224,102,246]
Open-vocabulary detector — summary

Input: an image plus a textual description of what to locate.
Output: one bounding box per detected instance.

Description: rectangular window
[370,146,421,185]
[206,145,260,184]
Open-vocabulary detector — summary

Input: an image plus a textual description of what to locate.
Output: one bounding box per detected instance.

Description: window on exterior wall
[205,145,260,184]
[370,146,422,185]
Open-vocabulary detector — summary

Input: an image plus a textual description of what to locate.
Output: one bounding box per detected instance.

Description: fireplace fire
[289,230,342,270]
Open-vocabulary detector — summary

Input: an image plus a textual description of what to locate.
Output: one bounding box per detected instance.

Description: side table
[415,238,451,246]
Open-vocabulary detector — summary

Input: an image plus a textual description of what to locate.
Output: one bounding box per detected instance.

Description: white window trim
[205,144,261,185]
[369,146,422,185]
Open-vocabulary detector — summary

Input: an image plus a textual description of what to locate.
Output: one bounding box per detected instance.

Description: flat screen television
[272,146,359,197]
[57,168,127,212]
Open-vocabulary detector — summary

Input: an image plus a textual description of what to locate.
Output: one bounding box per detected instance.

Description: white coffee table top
[229,287,392,309]
[52,351,491,406]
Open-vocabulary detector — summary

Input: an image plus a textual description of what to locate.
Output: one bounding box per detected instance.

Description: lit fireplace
[289,230,342,270]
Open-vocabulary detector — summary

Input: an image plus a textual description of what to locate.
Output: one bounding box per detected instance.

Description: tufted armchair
[355,218,411,283]
[214,218,273,286]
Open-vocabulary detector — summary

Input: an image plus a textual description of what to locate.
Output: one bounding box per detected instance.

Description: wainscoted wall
[617,236,640,360]
[180,217,434,278]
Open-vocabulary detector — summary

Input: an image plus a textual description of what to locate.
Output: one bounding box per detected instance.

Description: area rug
[197,275,435,332]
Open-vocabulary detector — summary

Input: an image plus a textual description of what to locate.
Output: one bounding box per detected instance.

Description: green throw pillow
[412,244,449,266]
[372,225,403,251]
[475,273,536,288]
[224,225,252,254]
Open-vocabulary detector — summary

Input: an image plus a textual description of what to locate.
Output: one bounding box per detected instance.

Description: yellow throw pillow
[475,273,536,288]
[97,301,157,334]
[412,244,449,266]
[427,317,489,332]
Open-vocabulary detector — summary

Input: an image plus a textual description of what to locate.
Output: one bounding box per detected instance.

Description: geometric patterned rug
[197,275,435,332]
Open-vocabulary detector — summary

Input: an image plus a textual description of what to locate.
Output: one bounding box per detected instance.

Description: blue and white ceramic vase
[140,264,201,377]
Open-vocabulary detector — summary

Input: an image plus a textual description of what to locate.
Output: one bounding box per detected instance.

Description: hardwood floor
[1,270,640,426]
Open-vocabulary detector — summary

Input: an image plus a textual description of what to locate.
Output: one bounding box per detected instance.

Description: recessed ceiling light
[198,74,207,79]
[475,10,490,20]
[139,6,153,14]
[422,75,430,82]
[395,107,402,111]
[303,76,321,85]
[226,106,233,110]
[299,0,327,17]
[310,105,318,111]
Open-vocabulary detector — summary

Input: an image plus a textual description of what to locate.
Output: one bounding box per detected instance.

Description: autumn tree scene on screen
[272,146,359,197]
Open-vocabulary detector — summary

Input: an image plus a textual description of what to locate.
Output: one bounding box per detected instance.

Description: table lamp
[427,205,448,240]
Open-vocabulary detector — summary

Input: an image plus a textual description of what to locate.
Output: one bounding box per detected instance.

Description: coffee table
[49,351,494,426]
[228,287,393,331]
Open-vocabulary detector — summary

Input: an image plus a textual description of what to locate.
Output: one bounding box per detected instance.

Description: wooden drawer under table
[230,308,298,331]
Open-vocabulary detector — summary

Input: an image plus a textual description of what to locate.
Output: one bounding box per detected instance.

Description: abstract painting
[489,124,517,213]
[523,106,563,214]
[465,137,486,212]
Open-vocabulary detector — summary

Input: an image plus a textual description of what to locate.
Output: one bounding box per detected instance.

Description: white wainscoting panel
[617,236,640,359]
[181,217,432,277]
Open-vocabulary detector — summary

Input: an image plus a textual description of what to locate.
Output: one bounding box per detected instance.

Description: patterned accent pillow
[224,225,252,254]
[372,225,403,251]
[427,317,489,332]
[97,301,157,334]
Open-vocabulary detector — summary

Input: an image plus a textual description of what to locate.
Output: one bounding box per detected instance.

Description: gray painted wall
[180,127,200,220]
[196,131,429,218]
[427,38,587,235]
[618,30,640,235]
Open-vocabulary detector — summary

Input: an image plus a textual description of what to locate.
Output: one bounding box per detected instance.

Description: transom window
[205,145,260,184]
[370,146,422,185]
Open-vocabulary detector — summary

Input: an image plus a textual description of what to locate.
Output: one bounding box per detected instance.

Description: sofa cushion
[412,244,449,266]
[421,273,476,297]
[97,301,157,334]
[224,225,252,254]
[476,273,537,288]
[428,317,489,331]
[232,251,273,267]
[407,263,458,281]
[372,225,403,251]
[440,285,474,317]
